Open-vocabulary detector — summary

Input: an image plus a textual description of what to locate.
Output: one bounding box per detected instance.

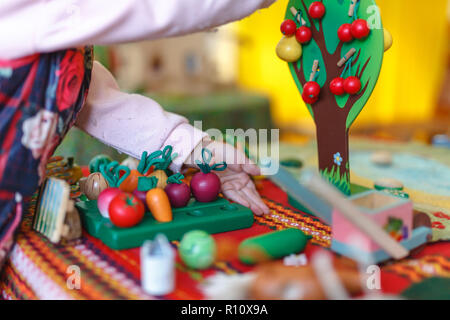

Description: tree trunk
[313,101,351,195]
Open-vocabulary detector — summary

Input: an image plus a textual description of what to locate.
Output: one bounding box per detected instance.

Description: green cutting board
[76,198,254,250]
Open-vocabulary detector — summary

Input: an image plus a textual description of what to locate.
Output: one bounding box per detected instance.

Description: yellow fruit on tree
[383,29,393,52]
[276,36,302,62]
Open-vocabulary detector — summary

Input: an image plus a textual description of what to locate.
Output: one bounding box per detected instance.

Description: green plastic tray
[75,198,254,250]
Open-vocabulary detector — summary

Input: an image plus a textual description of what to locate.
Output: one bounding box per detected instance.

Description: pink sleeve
[75,61,208,172]
[0,0,276,59]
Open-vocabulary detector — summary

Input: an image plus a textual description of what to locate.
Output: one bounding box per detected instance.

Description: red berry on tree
[302,91,318,104]
[280,19,297,36]
[296,26,312,44]
[330,77,346,96]
[338,24,353,42]
[302,81,321,104]
[351,19,370,39]
[344,76,362,95]
[309,2,326,19]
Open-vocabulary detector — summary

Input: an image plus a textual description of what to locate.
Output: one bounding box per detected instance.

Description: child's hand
[184,139,270,216]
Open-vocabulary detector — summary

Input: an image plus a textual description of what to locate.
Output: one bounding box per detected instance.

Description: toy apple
[330,77,346,96]
[351,19,370,39]
[344,76,362,95]
[303,81,321,99]
[190,148,227,203]
[309,2,325,19]
[276,36,302,62]
[280,19,297,36]
[337,24,353,43]
[295,26,312,44]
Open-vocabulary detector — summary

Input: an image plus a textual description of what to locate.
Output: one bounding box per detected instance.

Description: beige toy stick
[337,48,357,67]
[348,0,358,17]
[300,172,410,260]
[290,7,306,26]
[309,60,319,81]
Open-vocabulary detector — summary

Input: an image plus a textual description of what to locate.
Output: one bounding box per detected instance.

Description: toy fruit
[179,230,216,270]
[338,23,353,43]
[149,146,177,189]
[120,150,163,193]
[295,26,312,44]
[343,76,362,95]
[302,81,320,104]
[191,148,227,203]
[330,77,346,96]
[109,193,145,228]
[89,154,112,174]
[165,173,191,208]
[138,176,172,222]
[97,161,130,218]
[280,19,297,36]
[276,36,302,62]
[384,29,393,51]
[351,19,370,39]
[132,189,148,209]
[83,172,109,200]
[308,1,325,19]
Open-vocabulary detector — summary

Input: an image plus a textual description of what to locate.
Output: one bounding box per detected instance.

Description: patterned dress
[0,47,93,269]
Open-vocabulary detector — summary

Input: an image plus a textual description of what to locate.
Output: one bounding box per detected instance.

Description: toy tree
[277,0,388,195]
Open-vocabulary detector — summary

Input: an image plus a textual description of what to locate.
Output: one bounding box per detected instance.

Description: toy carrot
[148,145,178,189]
[138,176,173,222]
[120,150,164,192]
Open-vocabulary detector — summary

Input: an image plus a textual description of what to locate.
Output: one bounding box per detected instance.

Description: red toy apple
[344,76,362,95]
[351,19,370,39]
[338,24,353,43]
[309,2,326,19]
[302,81,321,104]
[165,173,191,208]
[280,19,297,36]
[296,26,312,44]
[330,77,346,96]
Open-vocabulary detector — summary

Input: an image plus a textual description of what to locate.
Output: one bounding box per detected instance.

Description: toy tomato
[351,19,370,39]
[338,24,353,43]
[330,77,346,96]
[109,193,145,228]
[280,19,297,36]
[190,148,227,203]
[308,2,325,19]
[344,76,362,95]
[295,26,312,44]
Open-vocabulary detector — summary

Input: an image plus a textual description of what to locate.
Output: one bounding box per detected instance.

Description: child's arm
[76,61,207,173]
[0,0,276,59]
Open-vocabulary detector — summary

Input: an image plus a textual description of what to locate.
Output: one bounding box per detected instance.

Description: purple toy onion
[190,148,227,203]
[97,187,122,218]
[133,189,148,210]
[165,183,191,208]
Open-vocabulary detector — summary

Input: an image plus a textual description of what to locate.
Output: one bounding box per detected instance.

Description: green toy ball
[179,230,216,270]
[89,154,113,174]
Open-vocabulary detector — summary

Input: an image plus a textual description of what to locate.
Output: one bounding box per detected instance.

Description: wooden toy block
[332,190,413,253]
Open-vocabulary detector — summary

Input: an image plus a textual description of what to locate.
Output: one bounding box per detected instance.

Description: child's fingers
[222,189,250,209]
[243,182,270,215]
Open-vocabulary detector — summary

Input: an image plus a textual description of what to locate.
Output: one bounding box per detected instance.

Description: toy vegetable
[164,173,191,208]
[120,150,164,193]
[190,148,227,203]
[109,192,145,228]
[138,176,172,222]
[83,172,109,200]
[149,146,177,189]
[97,161,130,218]
[89,154,113,174]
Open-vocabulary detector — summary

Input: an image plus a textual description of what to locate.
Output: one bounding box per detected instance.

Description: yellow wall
[235,0,449,130]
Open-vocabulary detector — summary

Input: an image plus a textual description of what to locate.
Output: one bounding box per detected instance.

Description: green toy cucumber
[238,228,311,265]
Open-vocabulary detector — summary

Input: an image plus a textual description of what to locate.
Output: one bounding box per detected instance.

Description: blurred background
[56,0,450,163]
